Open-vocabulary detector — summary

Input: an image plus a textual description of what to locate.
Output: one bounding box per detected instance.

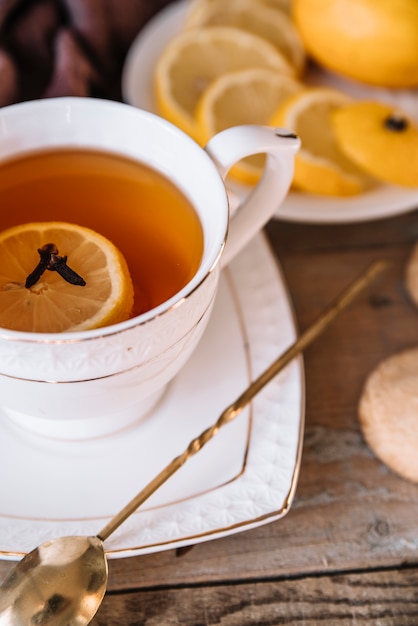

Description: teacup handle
[205,125,300,268]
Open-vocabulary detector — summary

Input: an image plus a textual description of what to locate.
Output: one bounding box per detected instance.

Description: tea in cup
[0,97,299,439]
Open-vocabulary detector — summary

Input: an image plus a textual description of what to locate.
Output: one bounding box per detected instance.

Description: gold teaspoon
[0,259,388,626]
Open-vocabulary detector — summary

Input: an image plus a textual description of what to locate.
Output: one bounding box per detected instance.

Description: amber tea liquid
[0,149,204,317]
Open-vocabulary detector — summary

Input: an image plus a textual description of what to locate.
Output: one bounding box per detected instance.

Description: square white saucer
[0,233,304,560]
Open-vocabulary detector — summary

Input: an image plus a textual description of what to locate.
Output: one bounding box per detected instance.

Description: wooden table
[2,208,418,624]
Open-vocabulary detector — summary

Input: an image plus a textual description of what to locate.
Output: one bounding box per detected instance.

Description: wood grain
[91,567,418,625]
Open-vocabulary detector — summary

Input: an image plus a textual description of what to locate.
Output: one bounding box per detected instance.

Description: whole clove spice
[25,242,86,288]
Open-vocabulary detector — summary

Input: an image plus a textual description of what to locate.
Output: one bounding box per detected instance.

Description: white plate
[0,233,304,560]
[122,0,418,224]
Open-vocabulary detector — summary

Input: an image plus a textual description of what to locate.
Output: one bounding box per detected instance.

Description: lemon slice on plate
[154,25,294,141]
[270,87,373,196]
[0,221,134,333]
[184,0,305,76]
[196,67,303,183]
[332,101,418,188]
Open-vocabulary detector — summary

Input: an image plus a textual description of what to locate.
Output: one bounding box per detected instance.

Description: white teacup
[0,97,299,440]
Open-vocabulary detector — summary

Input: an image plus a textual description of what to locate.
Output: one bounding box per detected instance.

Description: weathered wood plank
[266,208,418,253]
[91,567,418,625]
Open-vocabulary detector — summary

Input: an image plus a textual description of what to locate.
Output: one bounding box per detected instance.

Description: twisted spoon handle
[97,259,388,542]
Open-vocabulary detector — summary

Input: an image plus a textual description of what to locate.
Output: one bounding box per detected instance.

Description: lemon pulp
[332,101,418,188]
[0,221,134,333]
[154,25,294,142]
[270,87,372,196]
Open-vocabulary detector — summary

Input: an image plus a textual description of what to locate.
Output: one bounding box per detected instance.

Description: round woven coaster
[358,347,418,483]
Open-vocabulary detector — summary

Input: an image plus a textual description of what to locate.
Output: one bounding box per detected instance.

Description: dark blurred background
[0,0,175,105]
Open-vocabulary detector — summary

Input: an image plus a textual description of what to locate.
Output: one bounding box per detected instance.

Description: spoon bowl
[0,536,106,626]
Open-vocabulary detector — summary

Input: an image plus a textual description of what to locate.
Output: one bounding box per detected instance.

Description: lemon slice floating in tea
[0,221,134,333]
[331,101,418,188]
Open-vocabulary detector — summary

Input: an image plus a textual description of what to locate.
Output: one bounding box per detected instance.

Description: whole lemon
[292,0,418,88]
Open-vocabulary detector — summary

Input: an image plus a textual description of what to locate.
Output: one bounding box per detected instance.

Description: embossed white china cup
[0,97,299,440]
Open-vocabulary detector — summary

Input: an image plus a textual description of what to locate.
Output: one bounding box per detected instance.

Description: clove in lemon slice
[331,101,418,188]
[0,221,134,333]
